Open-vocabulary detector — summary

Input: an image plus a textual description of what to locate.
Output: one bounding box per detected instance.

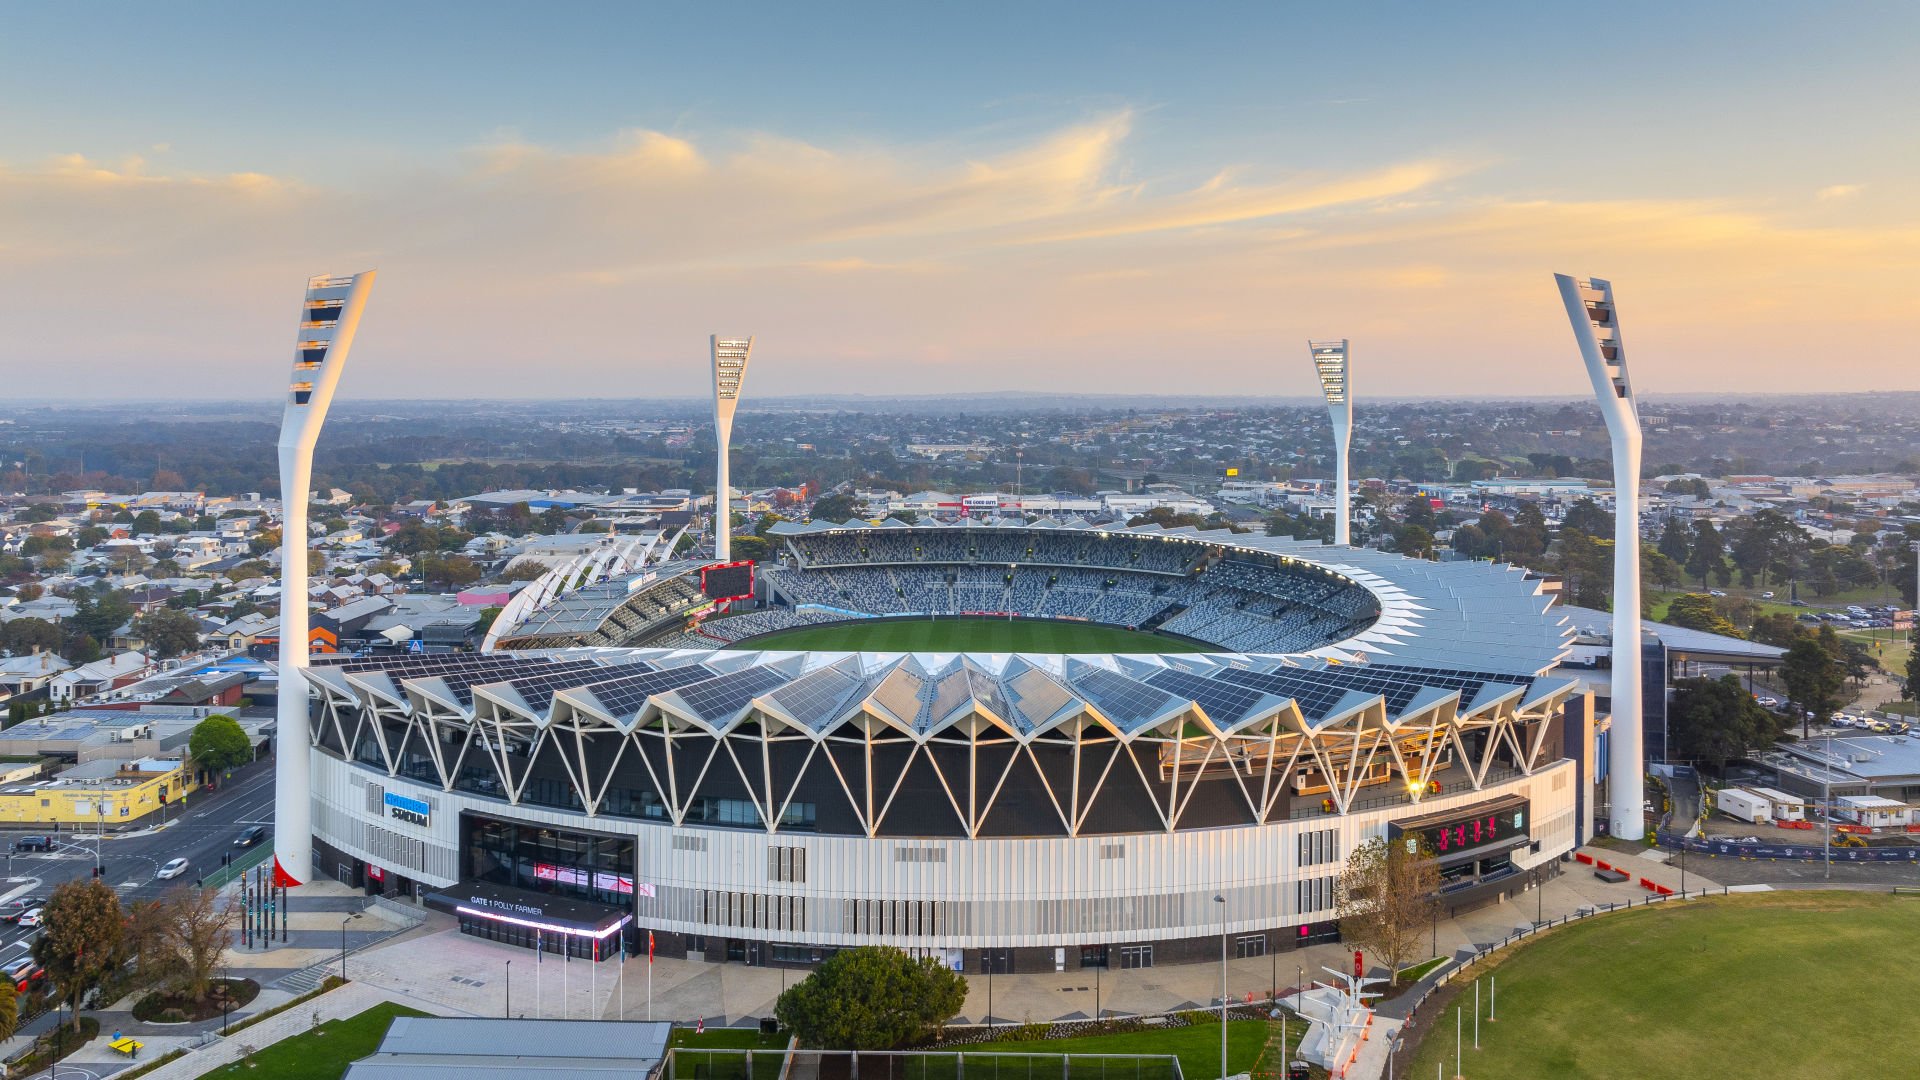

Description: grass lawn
[669,1028,789,1080]
[1405,891,1920,1080]
[198,1002,431,1080]
[723,616,1213,654]
[965,1018,1274,1080]
[1840,629,1913,678]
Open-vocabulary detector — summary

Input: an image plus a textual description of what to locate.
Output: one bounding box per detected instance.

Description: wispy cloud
[0,118,1915,397]
[1816,183,1864,201]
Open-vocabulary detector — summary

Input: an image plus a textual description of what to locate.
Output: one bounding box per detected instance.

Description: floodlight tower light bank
[711,336,753,562]
[1555,274,1644,841]
[1309,340,1353,546]
[274,271,376,886]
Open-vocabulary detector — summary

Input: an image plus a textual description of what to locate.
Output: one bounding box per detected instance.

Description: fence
[666,1049,1184,1080]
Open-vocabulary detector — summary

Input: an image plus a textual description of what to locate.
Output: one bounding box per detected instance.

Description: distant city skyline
[3,2,1915,399]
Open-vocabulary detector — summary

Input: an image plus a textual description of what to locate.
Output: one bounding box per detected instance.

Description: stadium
[301,519,1592,972]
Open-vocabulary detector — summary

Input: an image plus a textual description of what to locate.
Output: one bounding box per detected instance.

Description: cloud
[1816,183,1863,201]
[0,119,1916,398]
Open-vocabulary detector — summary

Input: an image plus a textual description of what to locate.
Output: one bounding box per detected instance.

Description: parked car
[1761,591,1775,599]
[234,825,267,848]
[1757,695,1781,708]
[157,858,190,880]
[17,908,44,928]
[1830,716,1856,728]
[12,836,52,853]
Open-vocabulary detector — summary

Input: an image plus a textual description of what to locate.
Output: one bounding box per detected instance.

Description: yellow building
[0,758,199,826]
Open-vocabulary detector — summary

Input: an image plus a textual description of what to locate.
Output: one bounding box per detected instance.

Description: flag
[695,1017,704,1034]
[636,882,656,898]
[648,930,655,964]
[536,931,543,963]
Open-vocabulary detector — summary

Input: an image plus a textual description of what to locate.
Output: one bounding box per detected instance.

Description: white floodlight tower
[273,271,376,886]
[1555,274,1644,840]
[710,336,754,562]
[1309,340,1353,545]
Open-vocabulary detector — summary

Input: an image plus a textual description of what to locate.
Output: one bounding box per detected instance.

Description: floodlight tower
[1309,340,1353,545]
[273,271,375,886]
[710,336,754,562]
[1555,274,1644,840]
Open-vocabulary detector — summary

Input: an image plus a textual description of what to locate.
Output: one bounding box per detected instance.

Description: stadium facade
[300,521,1598,971]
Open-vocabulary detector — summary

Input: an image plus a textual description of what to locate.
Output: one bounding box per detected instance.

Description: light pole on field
[1213,894,1228,1080]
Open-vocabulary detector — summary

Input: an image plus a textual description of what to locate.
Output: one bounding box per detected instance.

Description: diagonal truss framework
[302,649,1577,838]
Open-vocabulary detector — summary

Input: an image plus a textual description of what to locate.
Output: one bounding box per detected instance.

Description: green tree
[808,493,858,523]
[1748,613,1802,648]
[133,608,202,659]
[0,617,63,656]
[188,714,253,773]
[1562,497,1614,537]
[1781,627,1846,738]
[731,535,771,562]
[774,946,967,1049]
[1905,630,1919,702]
[0,973,16,1040]
[1337,835,1441,984]
[1664,594,1742,638]
[1669,675,1779,770]
[1642,546,1684,591]
[1657,519,1693,564]
[32,878,127,1032]
[1392,525,1434,559]
[419,553,484,589]
[1686,520,1725,589]
[498,559,550,582]
[1504,504,1550,563]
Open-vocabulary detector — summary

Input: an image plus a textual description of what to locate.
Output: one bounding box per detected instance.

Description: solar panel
[671,666,793,725]
[1145,668,1273,726]
[577,663,720,719]
[762,662,864,730]
[1066,664,1180,731]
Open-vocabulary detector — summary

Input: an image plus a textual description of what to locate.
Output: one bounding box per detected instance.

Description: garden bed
[131,977,259,1023]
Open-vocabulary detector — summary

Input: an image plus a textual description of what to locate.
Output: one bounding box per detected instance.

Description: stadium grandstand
[307,520,1595,976]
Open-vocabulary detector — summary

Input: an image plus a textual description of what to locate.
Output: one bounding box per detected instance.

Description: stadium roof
[764,520,1571,675]
[298,646,1576,746]
[1557,603,1788,664]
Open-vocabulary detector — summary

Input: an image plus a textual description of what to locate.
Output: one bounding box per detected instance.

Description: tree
[0,976,16,1041]
[774,946,967,1049]
[1669,675,1779,770]
[1687,520,1725,589]
[157,887,236,1003]
[32,878,126,1031]
[1781,628,1846,738]
[1657,519,1693,564]
[498,560,550,582]
[419,553,483,589]
[808,493,858,524]
[1562,498,1613,538]
[1905,630,1920,702]
[1392,525,1434,559]
[188,714,253,773]
[0,617,62,656]
[1336,835,1441,984]
[731,535,771,562]
[1664,594,1742,638]
[134,608,202,659]
[1504,504,1550,563]
[1642,546,1683,591]
[1748,613,1802,648]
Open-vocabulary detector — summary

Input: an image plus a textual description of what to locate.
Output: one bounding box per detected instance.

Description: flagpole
[648,930,654,1022]
[591,936,598,1020]
[564,936,571,1020]
[619,933,627,1020]
[535,931,543,1020]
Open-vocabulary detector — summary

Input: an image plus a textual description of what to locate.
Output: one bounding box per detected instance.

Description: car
[12,836,52,853]
[234,825,267,848]
[16,908,44,928]
[157,858,190,880]
[1761,591,1775,599]
[0,898,46,924]
[1709,589,1727,597]
[1757,695,1781,708]
[1831,716,1856,728]
[2,957,44,992]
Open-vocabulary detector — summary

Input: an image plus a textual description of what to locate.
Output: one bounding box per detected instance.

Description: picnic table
[109,1036,144,1058]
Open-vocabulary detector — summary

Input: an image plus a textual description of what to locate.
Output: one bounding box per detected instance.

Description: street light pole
[341,912,362,979]
[1214,894,1228,1080]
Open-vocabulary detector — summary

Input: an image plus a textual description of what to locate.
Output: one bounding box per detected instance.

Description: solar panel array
[1066,663,1181,732]
[761,661,867,730]
[669,665,795,725]
[490,660,655,713]
[1144,667,1278,728]
[576,663,724,720]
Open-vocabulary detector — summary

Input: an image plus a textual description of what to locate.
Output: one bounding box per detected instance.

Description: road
[0,759,276,945]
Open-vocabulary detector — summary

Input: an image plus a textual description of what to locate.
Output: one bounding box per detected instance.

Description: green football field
[1405,891,1920,1080]
[722,616,1212,653]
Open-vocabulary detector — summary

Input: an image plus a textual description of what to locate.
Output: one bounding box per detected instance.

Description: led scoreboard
[1388,795,1530,858]
[700,560,756,602]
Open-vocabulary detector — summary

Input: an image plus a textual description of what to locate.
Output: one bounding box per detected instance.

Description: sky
[2,2,1916,401]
